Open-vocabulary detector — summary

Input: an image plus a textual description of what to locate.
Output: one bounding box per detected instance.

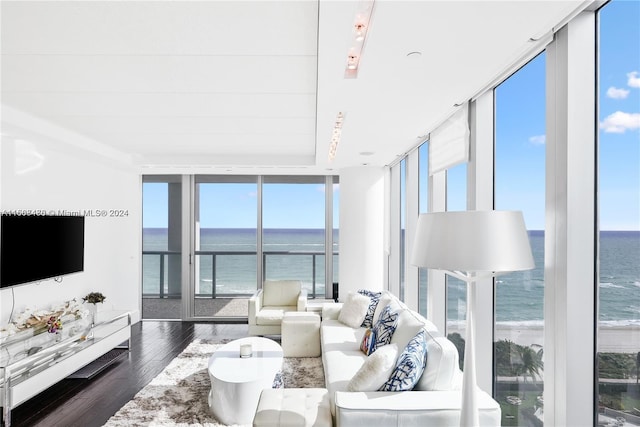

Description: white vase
[87,303,98,326]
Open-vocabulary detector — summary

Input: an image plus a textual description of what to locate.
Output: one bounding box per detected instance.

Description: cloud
[628,71,640,88]
[607,86,630,99]
[599,111,640,133]
[528,135,546,145]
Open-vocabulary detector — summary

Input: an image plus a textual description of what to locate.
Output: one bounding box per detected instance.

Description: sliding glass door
[194,176,258,318]
[142,176,183,319]
[142,174,339,320]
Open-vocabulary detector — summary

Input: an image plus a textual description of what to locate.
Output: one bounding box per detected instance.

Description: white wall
[0,120,141,326]
[338,166,385,300]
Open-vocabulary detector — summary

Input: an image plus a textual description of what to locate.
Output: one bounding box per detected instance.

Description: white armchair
[248,280,307,336]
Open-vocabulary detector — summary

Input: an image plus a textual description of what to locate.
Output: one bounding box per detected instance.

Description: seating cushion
[320,319,364,353]
[282,312,321,357]
[256,306,295,325]
[414,335,461,391]
[390,308,429,354]
[347,343,399,392]
[263,280,301,306]
[253,388,332,427]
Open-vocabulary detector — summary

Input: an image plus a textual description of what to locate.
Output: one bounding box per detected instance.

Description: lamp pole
[460,277,479,426]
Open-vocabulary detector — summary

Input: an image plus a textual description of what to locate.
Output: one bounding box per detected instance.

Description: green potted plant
[82,292,106,304]
[82,292,106,326]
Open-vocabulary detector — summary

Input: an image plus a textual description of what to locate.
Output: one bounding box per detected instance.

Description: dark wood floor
[7,321,249,427]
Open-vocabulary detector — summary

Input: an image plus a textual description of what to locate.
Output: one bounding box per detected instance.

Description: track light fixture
[328,112,345,161]
[345,1,375,78]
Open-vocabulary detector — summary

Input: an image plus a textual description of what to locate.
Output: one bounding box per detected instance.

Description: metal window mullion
[325,175,334,299]
[257,175,263,289]
[181,175,195,320]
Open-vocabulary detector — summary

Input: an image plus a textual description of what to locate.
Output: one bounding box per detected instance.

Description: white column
[388,164,401,297]
[545,11,596,426]
[338,166,385,300]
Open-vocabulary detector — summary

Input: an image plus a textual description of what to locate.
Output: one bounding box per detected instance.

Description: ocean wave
[599,282,625,289]
[599,319,640,327]
[496,320,544,328]
[633,281,640,288]
[448,320,640,328]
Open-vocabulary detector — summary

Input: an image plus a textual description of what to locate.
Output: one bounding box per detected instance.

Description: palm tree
[515,344,543,398]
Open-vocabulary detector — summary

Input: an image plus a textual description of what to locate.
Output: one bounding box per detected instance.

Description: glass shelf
[1,311,131,426]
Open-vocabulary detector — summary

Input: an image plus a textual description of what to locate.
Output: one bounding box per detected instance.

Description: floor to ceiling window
[332,179,340,297]
[418,143,429,316]
[446,162,467,367]
[262,176,328,298]
[494,53,546,426]
[194,176,258,317]
[596,0,640,424]
[399,160,407,301]
[142,174,338,319]
[142,176,183,319]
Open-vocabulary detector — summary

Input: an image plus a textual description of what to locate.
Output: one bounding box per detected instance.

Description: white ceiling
[1,1,590,174]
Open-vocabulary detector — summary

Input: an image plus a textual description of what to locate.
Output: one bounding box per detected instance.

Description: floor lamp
[411,211,534,427]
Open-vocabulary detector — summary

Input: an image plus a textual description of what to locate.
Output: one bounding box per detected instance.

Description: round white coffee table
[207,336,283,425]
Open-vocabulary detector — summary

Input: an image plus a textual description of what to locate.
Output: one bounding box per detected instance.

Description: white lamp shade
[411,210,534,273]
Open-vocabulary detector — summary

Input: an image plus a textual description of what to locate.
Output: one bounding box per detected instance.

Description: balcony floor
[142,297,250,319]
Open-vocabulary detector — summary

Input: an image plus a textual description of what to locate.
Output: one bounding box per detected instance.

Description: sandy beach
[448,323,640,353]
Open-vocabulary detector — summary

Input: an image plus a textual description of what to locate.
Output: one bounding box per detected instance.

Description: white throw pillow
[347,343,399,392]
[338,292,371,328]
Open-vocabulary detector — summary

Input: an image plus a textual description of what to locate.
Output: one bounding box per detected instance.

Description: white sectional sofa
[320,290,501,427]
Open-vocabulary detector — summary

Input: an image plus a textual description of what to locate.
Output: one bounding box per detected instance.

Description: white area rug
[103,339,325,427]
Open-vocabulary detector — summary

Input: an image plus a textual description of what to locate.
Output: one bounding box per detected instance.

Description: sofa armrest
[322,302,343,320]
[248,289,263,325]
[297,289,308,311]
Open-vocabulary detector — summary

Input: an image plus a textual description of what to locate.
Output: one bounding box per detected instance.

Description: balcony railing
[142,250,337,299]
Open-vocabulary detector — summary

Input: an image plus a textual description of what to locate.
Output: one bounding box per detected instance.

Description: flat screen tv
[0,215,85,288]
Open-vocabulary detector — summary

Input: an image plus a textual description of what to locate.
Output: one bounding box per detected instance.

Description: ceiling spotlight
[347,55,358,70]
[345,0,375,78]
[354,23,366,41]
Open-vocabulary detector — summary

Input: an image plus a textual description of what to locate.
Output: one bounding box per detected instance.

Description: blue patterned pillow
[358,289,382,328]
[371,304,399,352]
[379,329,428,392]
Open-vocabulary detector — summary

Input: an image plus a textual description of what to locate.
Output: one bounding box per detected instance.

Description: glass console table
[0,310,131,426]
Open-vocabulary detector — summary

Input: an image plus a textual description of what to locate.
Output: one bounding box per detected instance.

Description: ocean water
[143,228,339,298]
[143,229,639,324]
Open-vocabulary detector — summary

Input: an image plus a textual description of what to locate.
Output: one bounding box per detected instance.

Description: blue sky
[143,182,338,229]
[597,0,640,231]
[144,0,639,231]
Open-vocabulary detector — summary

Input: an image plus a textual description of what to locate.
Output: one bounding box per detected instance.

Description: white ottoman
[253,388,331,427]
[281,312,321,357]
